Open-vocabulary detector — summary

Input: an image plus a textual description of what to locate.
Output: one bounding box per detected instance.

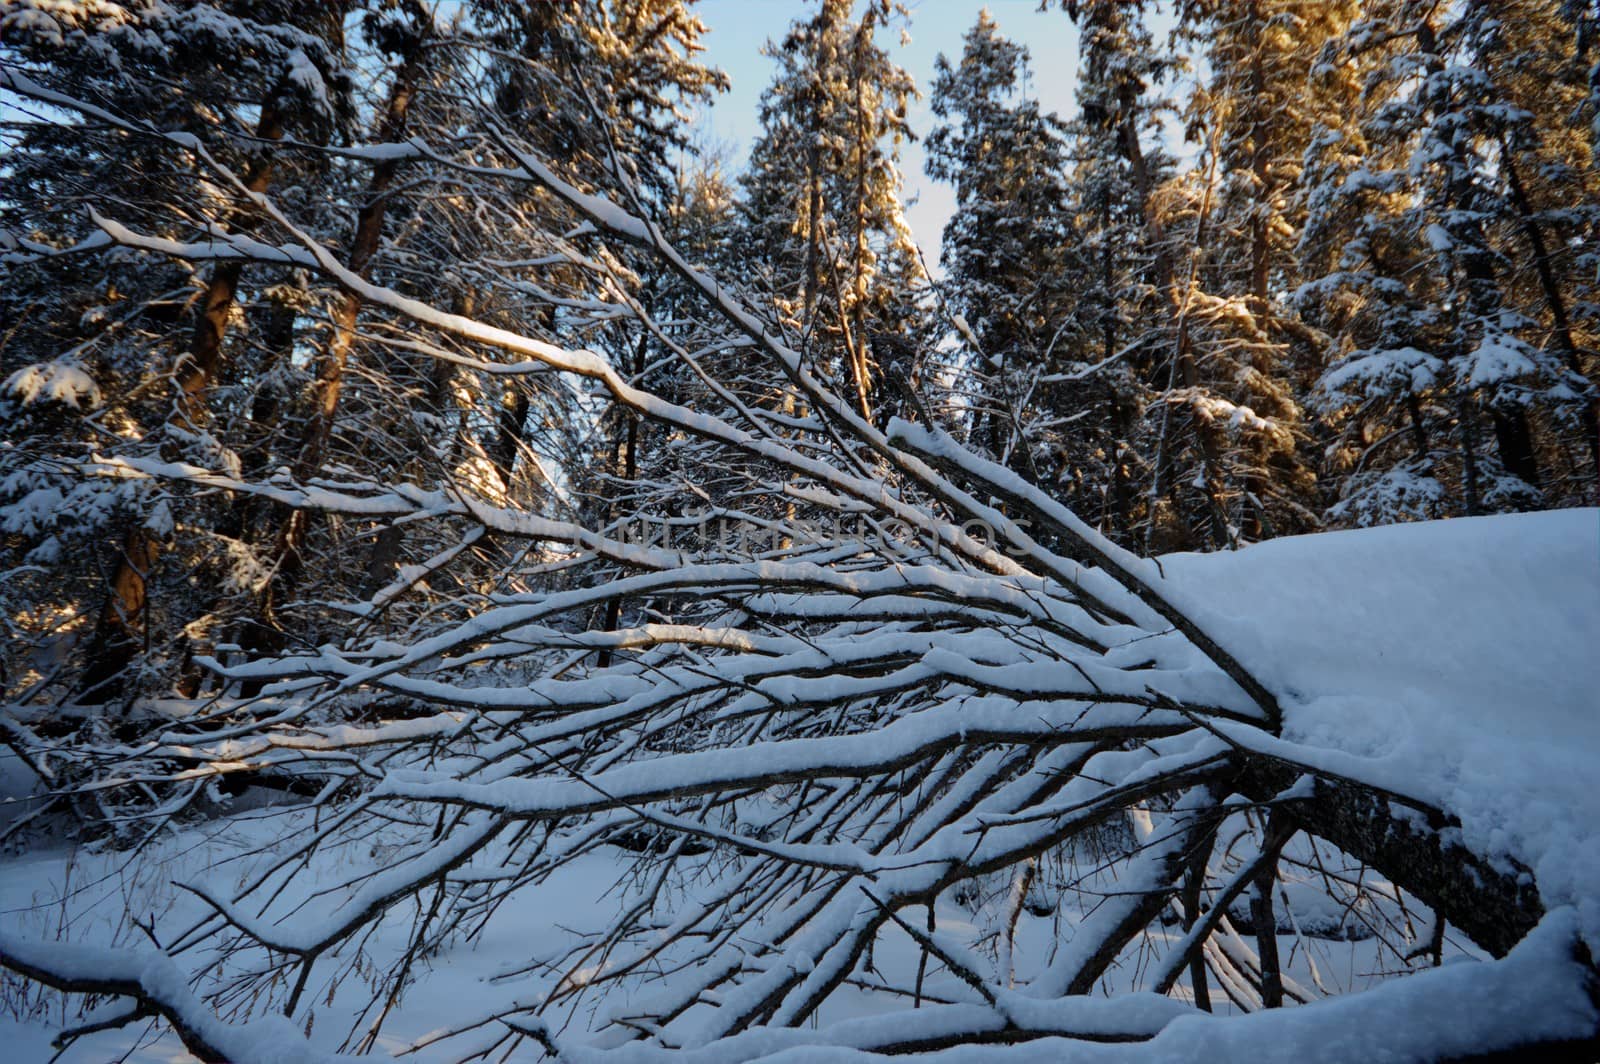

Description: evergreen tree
[739,0,924,423]
[1153,0,1358,544]
[1056,0,1189,546]
[925,13,1079,487]
[0,0,732,710]
[1301,0,1599,526]
[1,0,356,705]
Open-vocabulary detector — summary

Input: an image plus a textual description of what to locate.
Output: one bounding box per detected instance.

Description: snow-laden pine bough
[0,69,1596,1064]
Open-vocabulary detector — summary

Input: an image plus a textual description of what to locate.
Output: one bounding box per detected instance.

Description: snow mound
[1156,509,1600,944]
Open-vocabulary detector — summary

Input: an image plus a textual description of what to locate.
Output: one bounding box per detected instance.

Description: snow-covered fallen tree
[1,65,1598,1064]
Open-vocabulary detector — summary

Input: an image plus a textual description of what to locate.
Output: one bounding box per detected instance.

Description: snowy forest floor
[2,509,1596,1062]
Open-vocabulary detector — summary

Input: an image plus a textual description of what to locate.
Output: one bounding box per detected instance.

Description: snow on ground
[0,509,1595,1061]
[0,813,1428,1063]
[1157,508,1600,943]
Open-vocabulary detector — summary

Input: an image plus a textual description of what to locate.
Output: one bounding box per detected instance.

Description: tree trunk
[1492,408,1542,493]
[1499,141,1600,498]
[491,300,552,491]
[1417,16,1541,505]
[1238,758,1542,959]
[78,97,287,703]
[78,527,160,704]
[261,39,426,614]
[846,8,877,423]
[1249,811,1292,1008]
[598,329,649,669]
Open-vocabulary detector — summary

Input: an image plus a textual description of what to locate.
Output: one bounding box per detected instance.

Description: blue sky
[689,1,1083,269]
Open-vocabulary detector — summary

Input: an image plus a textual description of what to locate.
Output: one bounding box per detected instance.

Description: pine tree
[1301,0,1599,526]
[1056,0,1188,546]
[0,0,734,708]
[739,0,924,423]
[1,0,355,705]
[925,13,1079,487]
[1152,0,1358,544]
